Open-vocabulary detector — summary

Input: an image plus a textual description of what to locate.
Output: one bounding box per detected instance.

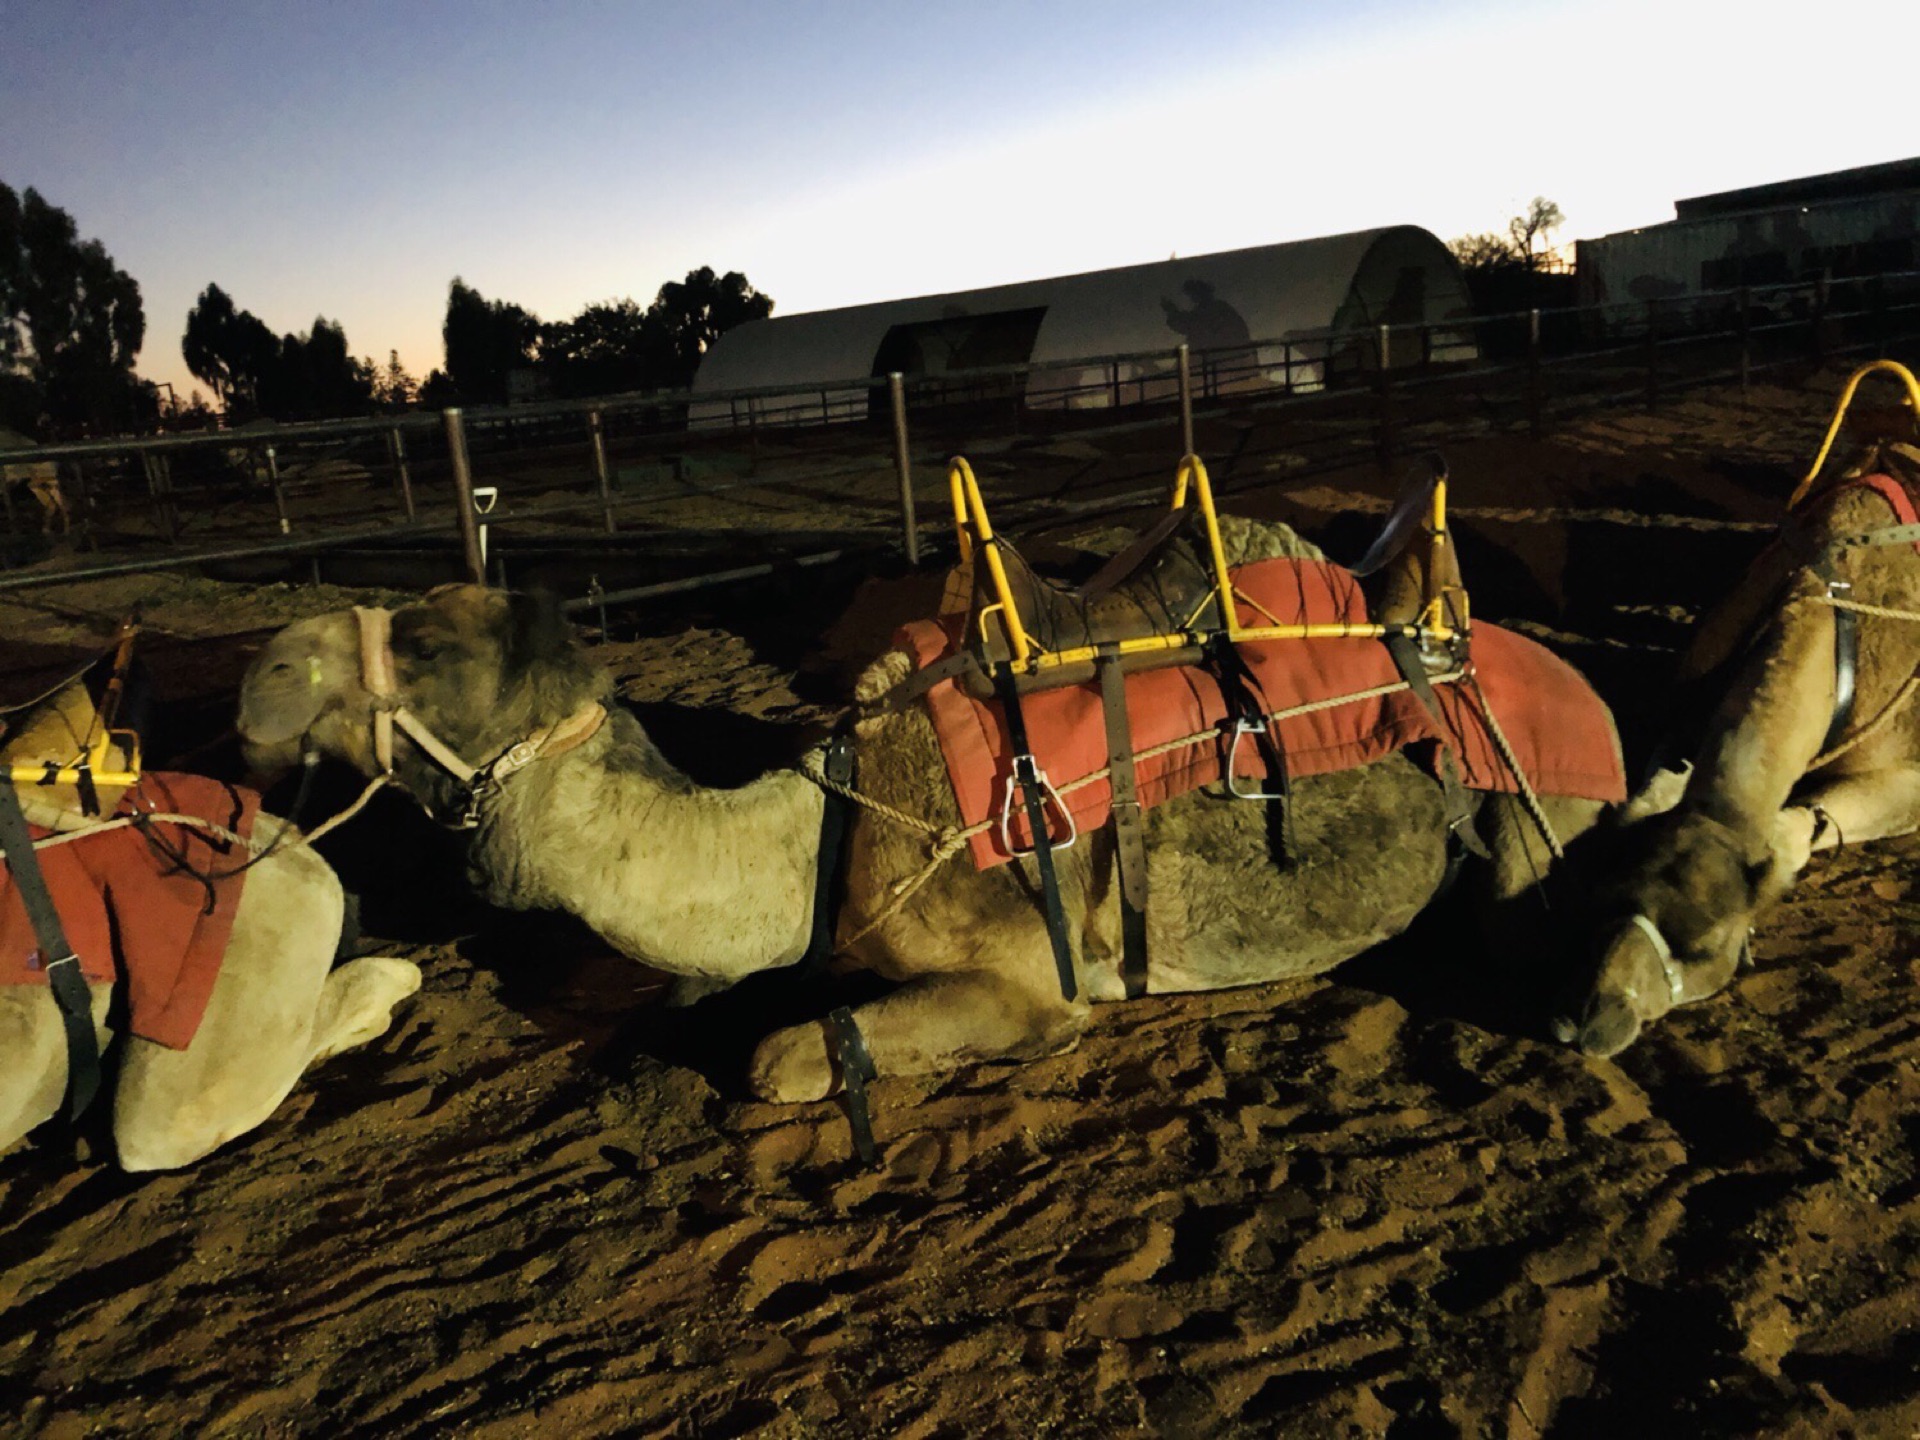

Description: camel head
[238,584,603,818]
[1557,801,1781,1059]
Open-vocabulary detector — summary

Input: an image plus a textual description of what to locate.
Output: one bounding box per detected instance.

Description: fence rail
[2,267,1917,599]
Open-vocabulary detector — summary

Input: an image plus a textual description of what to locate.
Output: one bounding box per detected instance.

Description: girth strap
[1384,632,1491,861]
[992,664,1079,1003]
[0,784,102,1122]
[1815,556,1859,756]
[1097,652,1150,1000]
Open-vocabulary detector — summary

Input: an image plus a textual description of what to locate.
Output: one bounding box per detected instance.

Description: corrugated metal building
[691,226,1472,424]
[1575,157,1920,311]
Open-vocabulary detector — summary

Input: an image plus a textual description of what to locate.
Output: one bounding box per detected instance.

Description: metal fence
[2,266,1917,603]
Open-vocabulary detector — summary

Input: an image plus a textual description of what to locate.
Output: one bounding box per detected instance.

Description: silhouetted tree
[183,286,372,421]
[417,368,459,410]
[0,181,146,433]
[183,283,278,413]
[442,278,540,404]
[538,269,774,398]
[1448,196,1574,320]
[649,266,773,384]
[371,350,417,410]
[540,298,673,397]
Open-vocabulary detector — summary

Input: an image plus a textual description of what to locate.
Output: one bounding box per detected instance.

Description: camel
[1,682,422,1170]
[236,516,1619,1105]
[1563,427,1920,1058]
[0,427,70,534]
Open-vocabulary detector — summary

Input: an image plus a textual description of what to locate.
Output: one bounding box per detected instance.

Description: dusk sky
[4,0,1915,402]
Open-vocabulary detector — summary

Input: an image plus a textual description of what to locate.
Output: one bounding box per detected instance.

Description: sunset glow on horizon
[5,0,1915,403]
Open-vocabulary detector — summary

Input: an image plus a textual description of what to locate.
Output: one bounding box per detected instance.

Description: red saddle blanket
[0,773,260,1050]
[900,557,1625,871]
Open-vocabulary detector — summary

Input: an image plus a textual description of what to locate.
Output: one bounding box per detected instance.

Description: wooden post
[444,407,485,585]
[1176,343,1195,457]
[389,426,415,520]
[1527,308,1543,440]
[1644,299,1660,412]
[589,409,616,533]
[888,372,919,564]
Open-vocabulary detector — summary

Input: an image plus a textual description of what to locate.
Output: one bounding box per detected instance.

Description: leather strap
[828,1005,879,1169]
[1814,557,1859,756]
[993,664,1078,1003]
[1097,652,1150,1000]
[0,783,102,1122]
[805,729,855,963]
[1384,632,1491,861]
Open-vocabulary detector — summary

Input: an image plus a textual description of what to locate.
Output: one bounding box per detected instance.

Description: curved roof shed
[692,226,1472,422]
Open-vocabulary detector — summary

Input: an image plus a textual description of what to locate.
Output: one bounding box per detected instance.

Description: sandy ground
[2,374,1918,1438]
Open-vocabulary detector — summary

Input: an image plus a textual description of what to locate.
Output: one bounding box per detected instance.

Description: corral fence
[2,266,1917,612]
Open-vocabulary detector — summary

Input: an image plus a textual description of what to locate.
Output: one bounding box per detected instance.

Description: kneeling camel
[239,524,1619,1104]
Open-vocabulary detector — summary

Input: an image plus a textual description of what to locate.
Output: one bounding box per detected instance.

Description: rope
[1819,596,1920,623]
[1465,676,1564,860]
[17,772,390,860]
[804,671,1469,944]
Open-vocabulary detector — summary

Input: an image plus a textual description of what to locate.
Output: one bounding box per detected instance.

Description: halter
[351,606,606,828]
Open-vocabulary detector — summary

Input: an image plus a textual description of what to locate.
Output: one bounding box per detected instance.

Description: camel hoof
[749,1023,837,1104]
[1576,1000,1641,1059]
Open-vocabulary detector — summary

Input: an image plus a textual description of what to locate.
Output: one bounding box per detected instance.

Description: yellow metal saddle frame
[4,621,144,829]
[947,452,1467,679]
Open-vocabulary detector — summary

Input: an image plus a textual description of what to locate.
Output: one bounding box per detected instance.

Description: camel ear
[502,588,575,678]
[1619,762,1692,825]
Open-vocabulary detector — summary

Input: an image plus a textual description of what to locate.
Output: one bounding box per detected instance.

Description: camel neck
[471,713,829,980]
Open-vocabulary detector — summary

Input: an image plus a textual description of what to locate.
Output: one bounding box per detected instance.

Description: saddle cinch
[922,453,1476,1007]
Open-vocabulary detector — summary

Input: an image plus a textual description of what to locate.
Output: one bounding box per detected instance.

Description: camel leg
[1790,763,1920,855]
[750,965,1090,1104]
[112,841,416,1171]
[308,957,422,1063]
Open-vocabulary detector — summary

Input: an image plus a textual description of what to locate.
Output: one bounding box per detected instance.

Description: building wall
[1576,193,1920,312]
[690,226,1473,424]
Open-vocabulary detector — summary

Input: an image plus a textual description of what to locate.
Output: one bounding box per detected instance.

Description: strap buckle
[1225,716,1287,801]
[998,754,1077,854]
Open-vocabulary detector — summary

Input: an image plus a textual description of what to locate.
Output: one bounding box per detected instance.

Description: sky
[3,0,1916,401]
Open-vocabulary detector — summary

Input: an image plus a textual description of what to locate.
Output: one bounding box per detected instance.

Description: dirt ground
[2,375,1918,1438]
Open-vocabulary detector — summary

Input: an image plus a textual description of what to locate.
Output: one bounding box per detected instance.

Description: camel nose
[1576,1000,1641,1059]
[1549,1014,1578,1045]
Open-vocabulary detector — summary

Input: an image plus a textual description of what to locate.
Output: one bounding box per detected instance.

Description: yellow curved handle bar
[1790,359,1920,510]
[946,451,1462,678]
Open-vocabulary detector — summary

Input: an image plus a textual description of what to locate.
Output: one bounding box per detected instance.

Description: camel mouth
[1572,998,1642,1059]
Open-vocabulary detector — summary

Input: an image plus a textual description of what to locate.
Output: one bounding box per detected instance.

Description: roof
[691,226,1468,397]
[1674,157,1920,221]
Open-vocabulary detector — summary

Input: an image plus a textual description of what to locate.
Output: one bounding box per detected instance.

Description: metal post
[1738,286,1752,400]
[389,426,415,520]
[1108,360,1120,409]
[1871,274,1887,359]
[1176,343,1195,456]
[1527,308,1543,440]
[141,451,179,544]
[747,396,759,476]
[1644,299,1660,412]
[444,407,485,585]
[589,409,616,534]
[887,372,919,564]
[264,445,290,535]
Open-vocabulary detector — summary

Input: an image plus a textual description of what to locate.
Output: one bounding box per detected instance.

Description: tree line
[2,176,774,438]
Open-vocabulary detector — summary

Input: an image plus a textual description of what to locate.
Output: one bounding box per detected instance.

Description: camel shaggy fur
[1,687,421,1170]
[1566,442,1920,1057]
[239,519,1616,1104]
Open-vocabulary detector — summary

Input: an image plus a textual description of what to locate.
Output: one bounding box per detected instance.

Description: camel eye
[393,624,452,663]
